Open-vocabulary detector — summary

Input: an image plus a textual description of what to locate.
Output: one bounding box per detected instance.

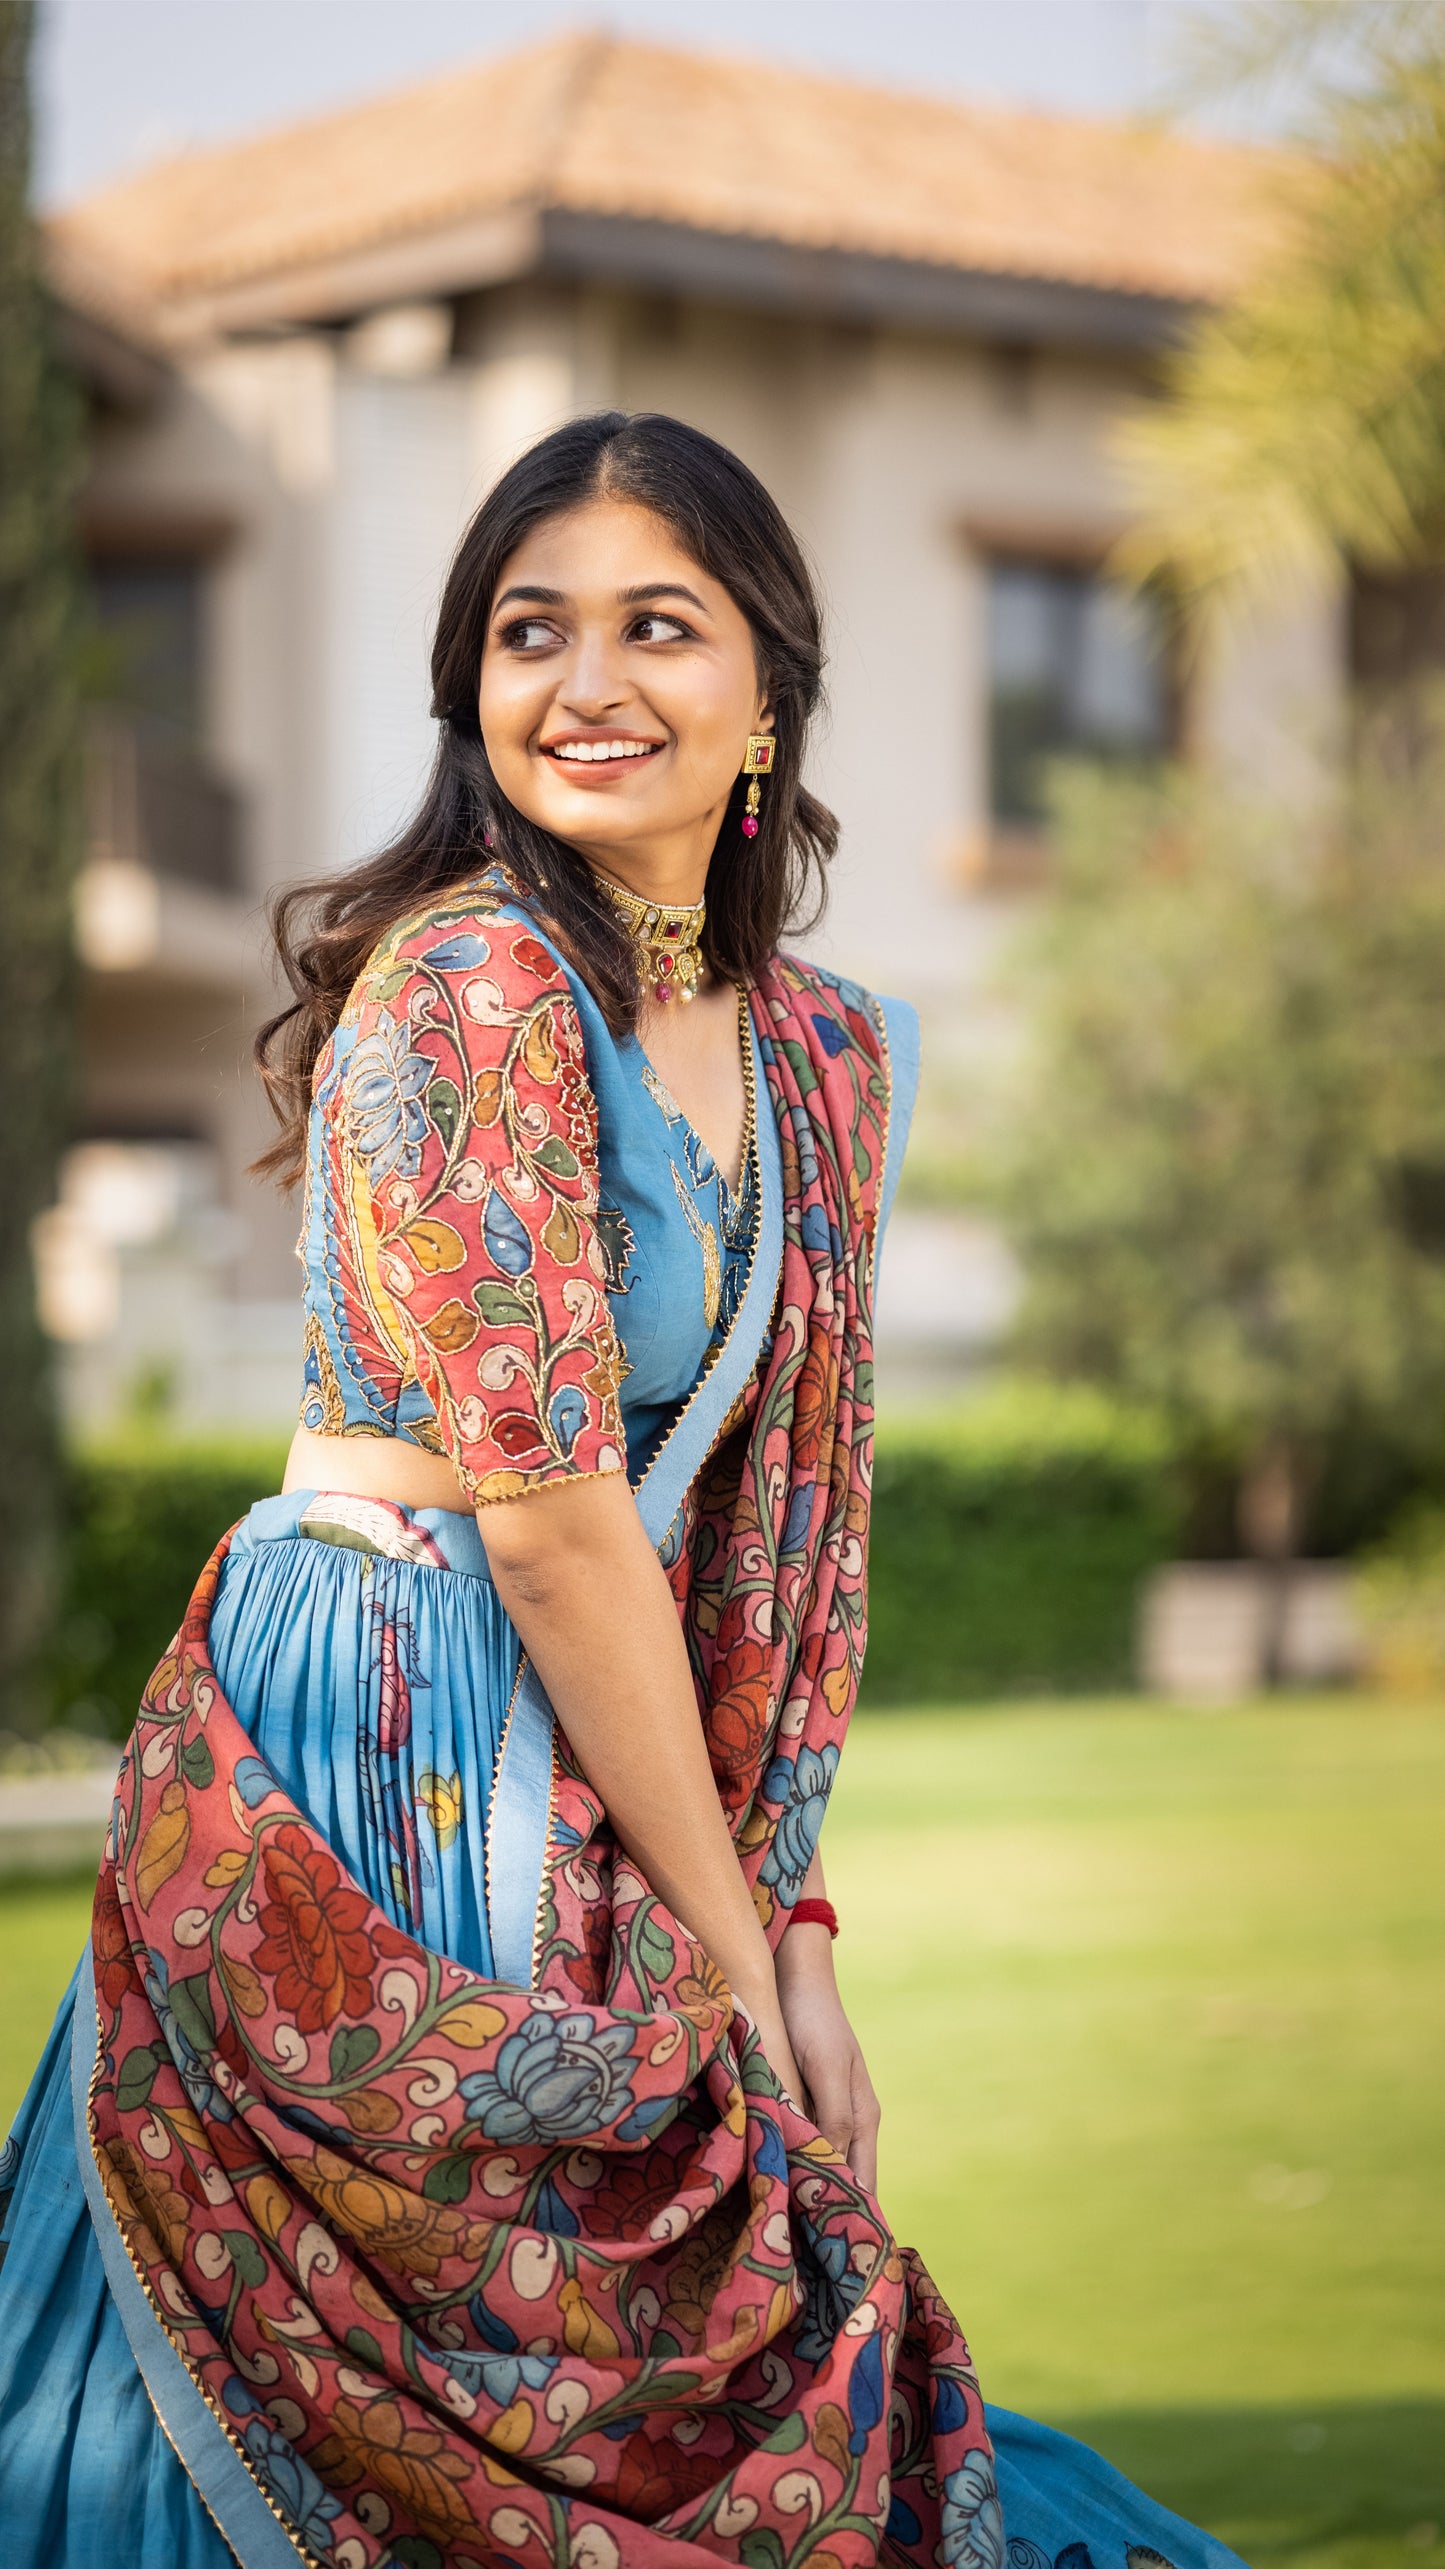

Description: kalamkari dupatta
[72,957,999,2569]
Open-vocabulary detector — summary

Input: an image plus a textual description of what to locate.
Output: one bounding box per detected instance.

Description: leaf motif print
[403,1219,466,1273]
[542,1196,581,1264]
[510,932,556,980]
[472,1067,504,1127]
[532,1133,579,1179]
[492,1411,548,1459]
[523,1011,558,1085]
[421,934,491,973]
[421,1299,478,1353]
[548,1382,587,1459]
[136,1781,191,1908]
[427,1076,463,1152]
[471,1280,534,1328]
[483,1191,533,1276]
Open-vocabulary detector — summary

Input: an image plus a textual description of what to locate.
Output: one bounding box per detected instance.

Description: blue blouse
[298,939,759,1487]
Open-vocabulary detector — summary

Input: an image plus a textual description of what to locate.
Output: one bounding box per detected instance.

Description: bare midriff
[283,1426,475,1518]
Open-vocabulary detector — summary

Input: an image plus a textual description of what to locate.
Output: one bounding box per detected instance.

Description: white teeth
[551,740,654,761]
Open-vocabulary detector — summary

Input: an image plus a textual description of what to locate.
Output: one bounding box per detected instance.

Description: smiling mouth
[541,738,665,765]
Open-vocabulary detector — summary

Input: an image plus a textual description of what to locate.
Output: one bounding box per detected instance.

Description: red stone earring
[741,733,776,838]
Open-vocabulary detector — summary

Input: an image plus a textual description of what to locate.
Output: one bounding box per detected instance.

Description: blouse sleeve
[337,905,629,1505]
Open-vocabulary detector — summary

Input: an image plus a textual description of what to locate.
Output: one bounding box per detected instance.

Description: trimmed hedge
[51,1388,1181,1735]
[863,1384,1182,1704]
[52,1436,290,1740]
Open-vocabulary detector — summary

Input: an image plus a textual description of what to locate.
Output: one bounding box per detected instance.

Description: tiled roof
[50,30,1292,323]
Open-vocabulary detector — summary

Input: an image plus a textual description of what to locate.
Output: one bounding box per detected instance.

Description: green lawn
[1,1701,1440,2569]
[826,1703,1445,2569]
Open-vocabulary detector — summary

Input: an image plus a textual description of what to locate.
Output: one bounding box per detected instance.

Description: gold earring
[742,733,776,838]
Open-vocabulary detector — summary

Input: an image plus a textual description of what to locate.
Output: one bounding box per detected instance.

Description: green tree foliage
[1120,0,1445,616]
[987,742,1445,1558]
[0,0,83,1722]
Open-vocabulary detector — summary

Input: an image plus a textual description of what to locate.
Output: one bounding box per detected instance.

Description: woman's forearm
[478,1474,799,2086]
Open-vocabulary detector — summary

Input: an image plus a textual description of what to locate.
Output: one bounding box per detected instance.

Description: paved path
[0,1764,118,1879]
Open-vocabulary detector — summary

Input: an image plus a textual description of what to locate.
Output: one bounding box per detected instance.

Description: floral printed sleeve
[335,898,629,1505]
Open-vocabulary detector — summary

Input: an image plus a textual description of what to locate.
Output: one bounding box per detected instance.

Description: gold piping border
[866,993,896,1274]
[483,1636,531,1961]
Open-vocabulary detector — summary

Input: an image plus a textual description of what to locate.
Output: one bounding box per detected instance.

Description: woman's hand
[775,1923,880,2191]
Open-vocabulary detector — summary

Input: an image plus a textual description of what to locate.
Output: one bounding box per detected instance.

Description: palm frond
[1166,0,1440,117]
[1116,51,1445,621]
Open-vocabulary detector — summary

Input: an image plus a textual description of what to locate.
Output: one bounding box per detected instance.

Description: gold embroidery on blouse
[301,1310,346,1435]
[640,1061,678,1123]
[669,1161,723,1330]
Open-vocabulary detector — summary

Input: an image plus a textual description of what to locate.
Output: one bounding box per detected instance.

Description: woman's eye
[630,612,690,644]
[500,618,562,652]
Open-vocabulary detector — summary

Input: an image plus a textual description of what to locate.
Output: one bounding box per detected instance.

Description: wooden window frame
[959,517,1184,891]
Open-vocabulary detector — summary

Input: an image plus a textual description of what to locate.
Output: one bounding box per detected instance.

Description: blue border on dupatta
[70,1950,308,2567]
[874,993,920,1271]
[486,995,786,1985]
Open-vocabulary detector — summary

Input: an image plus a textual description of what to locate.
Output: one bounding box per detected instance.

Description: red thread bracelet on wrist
[788,1897,839,1938]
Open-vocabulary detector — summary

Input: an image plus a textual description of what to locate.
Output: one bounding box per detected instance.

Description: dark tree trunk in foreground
[0,0,82,1727]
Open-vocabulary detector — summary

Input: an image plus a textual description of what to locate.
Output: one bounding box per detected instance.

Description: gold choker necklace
[607,882,706,1005]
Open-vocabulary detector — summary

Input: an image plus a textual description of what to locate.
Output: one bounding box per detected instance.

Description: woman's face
[478,497,771,894]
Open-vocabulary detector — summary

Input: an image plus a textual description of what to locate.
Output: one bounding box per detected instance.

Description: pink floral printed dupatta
[80,956,998,2569]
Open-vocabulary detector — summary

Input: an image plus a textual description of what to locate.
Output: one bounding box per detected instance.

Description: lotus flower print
[759,1741,840,1906]
[460,2008,638,2143]
[940,2449,1005,2569]
[344,1010,435,1184]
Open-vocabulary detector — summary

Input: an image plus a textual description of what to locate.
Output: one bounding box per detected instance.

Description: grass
[825,1701,1445,2569]
[0,1698,1440,2569]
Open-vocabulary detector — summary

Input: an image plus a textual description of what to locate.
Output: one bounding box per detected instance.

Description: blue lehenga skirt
[0,1493,1246,2569]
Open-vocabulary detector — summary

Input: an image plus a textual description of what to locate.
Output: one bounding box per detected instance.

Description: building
[42,31,1327,1424]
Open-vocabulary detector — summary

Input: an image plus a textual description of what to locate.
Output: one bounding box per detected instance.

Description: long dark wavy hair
[254,410,840,1184]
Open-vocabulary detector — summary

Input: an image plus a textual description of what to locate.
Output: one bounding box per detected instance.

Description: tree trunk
[1237,1440,1310,1688]
[0,0,83,1728]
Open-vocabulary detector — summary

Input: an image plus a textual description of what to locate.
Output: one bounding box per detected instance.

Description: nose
[557,622,632,722]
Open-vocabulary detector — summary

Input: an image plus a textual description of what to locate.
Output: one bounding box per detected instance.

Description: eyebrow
[491,580,710,615]
[618,582,709,613]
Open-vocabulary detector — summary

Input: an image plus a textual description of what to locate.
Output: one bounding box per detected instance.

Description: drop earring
[741,733,776,838]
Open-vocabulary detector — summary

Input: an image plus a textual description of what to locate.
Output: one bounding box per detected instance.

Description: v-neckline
[630,986,755,1208]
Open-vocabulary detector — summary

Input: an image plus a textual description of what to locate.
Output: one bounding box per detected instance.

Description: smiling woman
[0,413,1244,2569]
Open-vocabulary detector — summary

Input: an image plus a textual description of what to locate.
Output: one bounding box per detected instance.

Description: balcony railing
[86,714,245,897]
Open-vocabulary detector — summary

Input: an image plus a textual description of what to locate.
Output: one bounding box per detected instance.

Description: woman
[0,413,1242,2569]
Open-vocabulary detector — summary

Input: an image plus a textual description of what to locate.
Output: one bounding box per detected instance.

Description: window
[82,556,242,892]
[1351,567,1445,695]
[987,557,1170,829]
[88,558,203,742]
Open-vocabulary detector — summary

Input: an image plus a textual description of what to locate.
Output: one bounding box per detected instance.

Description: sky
[34,0,1244,207]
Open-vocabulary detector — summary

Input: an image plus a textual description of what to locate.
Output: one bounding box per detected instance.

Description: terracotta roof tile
[50,30,1294,320]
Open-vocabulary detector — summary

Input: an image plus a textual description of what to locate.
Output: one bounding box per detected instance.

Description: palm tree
[0,0,83,1725]
[1118,0,1445,618]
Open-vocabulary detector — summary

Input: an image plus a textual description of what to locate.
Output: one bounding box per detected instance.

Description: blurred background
[0,3,1441,2563]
